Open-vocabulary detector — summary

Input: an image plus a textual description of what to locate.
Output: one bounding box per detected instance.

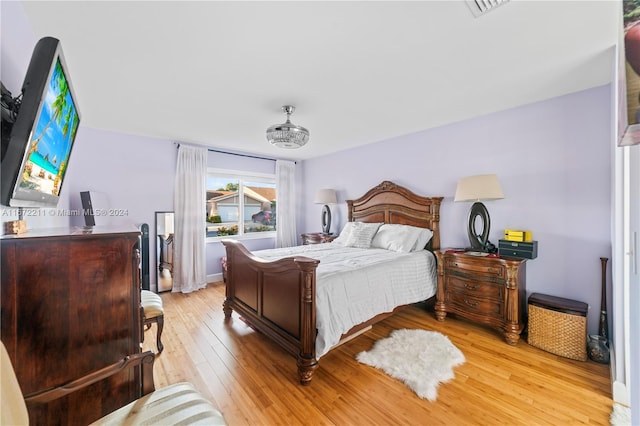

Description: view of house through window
[206,170,276,238]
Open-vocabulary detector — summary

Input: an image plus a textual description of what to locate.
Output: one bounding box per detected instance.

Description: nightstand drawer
[446,292,503,319]
[446,276,503,300]
[444,258,506,280]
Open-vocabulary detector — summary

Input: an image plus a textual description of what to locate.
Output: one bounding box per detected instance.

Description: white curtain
[275,160,297,248]
[173,144,207,293]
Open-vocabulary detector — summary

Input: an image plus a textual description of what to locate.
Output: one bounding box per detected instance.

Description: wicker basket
[527,293,588,361]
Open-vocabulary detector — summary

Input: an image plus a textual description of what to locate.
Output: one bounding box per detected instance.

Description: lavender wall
[1,2,34,91]
[64,128,177,228]
[301,85,612,336]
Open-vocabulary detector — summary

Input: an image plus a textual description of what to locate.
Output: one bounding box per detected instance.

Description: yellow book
[504,229,523,238]
[503,229,533,242]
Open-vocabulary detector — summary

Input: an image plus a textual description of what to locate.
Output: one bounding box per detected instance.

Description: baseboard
[610,344,631,405]
[613,380,630,406]
[208,273,224,284]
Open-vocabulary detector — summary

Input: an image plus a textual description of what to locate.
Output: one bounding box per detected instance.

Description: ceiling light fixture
[466,0,510,17]
[266,105,309,149]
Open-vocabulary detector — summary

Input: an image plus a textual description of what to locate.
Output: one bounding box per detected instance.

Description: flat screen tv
[1,37,80,208]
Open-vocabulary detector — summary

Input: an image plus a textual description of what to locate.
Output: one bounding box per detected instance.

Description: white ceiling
[20,1,620,161]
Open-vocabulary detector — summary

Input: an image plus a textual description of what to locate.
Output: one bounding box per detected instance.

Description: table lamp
[454,174,504,252]
[314,189,337,234]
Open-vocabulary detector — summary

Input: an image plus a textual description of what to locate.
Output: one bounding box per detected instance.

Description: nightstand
[434,250,527,345]
[301,233,336,245]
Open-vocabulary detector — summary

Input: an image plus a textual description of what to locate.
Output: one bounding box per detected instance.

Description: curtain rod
[207,148,278,162]
[175,143,295,163]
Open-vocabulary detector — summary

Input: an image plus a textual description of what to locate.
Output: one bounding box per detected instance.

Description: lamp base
[321,205,331,234]
[464,241,496,254]
[467,202,497,253]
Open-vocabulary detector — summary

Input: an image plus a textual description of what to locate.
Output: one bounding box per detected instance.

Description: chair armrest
[24,351,156,406]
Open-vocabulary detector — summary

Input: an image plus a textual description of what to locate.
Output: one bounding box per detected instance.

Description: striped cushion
[344,222,383,248]
[141,290,164,319]
[90,382,226,425]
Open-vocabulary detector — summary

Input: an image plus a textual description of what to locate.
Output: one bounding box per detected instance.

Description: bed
[221,181,443,385]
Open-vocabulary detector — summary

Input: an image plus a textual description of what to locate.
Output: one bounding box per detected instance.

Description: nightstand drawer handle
[487,267,500,274]
[464,299,478,307]
[464,283,478,290]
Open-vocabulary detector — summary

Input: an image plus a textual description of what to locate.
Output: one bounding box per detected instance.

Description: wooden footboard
[221,239,320,385]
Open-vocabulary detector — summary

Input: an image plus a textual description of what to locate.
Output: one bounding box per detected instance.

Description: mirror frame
[155,211,174,293]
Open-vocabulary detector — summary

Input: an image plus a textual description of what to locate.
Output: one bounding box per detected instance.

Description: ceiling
[19,1,619,161]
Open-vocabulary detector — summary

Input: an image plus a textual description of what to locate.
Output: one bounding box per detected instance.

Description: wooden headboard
[346,181,444,250]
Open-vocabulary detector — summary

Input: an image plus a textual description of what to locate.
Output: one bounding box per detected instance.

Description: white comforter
[251,243,437,358]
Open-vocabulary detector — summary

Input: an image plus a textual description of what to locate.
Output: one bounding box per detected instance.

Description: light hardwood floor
[143,282,613,425]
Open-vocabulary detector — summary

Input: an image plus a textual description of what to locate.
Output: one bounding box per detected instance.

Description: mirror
[155,211,174,292]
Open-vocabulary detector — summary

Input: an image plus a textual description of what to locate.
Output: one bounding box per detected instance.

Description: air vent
[466,0,510,17]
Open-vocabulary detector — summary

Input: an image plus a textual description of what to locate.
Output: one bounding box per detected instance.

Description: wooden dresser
[0,227,142,425]
[434,250,527,345]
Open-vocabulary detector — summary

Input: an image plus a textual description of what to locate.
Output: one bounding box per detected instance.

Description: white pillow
[371,224,434,253]
[344,222,383,248]
[331,222,357,245]
[412,227,434,251]
[371,224,419,252]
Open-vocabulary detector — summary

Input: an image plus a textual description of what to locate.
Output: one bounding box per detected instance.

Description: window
[206,169,276,239]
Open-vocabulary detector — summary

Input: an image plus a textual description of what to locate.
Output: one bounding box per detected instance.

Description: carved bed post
[222,298,233,320]
[434,251,447,321]
[430,202,441,251]
[222,243,234,320]
[297,261,318,385]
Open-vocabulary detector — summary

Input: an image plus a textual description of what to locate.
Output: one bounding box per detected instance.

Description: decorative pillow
[344,222,383,248]
[371,224,434,253]
[331,222,357,245]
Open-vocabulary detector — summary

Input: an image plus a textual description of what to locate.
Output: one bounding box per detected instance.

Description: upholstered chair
[141,289,164,353]
[0,341,226,425]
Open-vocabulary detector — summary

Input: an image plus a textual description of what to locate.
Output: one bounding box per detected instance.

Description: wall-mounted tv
[1,37,80,208]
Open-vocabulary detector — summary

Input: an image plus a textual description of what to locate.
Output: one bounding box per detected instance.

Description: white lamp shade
[314,189,337,205]
[454,174,504,202]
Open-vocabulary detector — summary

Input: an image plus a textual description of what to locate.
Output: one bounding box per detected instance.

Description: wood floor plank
[143,282,613,425]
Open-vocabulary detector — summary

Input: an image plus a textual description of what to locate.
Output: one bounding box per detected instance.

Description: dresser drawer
[444,258,506,280]
[446,292,503,319]
[446,276,503,300]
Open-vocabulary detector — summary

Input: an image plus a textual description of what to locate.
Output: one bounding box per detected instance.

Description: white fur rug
[356,329,465,401]
[610,403,632,426]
